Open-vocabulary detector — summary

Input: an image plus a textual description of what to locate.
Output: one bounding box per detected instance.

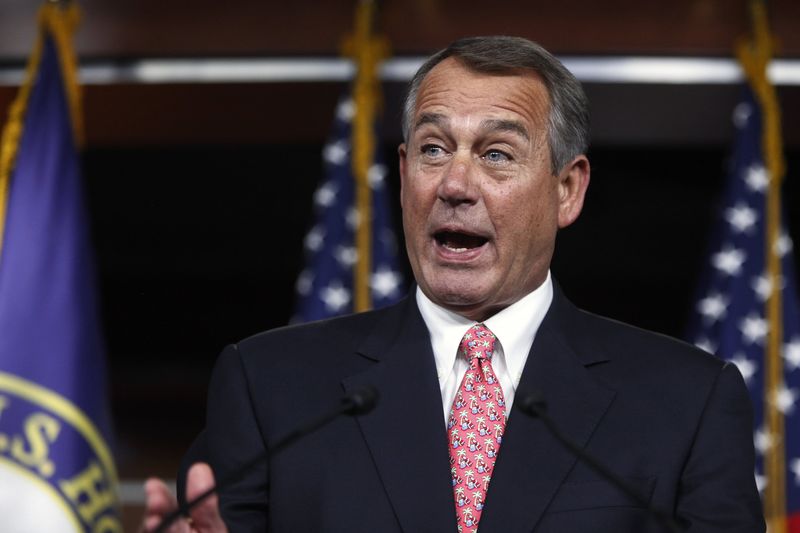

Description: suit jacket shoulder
[567,301,732,388]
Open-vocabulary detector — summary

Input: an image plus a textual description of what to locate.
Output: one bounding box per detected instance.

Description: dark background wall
[1,0,799,527]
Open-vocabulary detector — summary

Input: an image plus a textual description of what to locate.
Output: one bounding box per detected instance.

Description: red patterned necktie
[447,323,507,532]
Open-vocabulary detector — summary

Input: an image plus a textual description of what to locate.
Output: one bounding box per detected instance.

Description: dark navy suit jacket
[194,287,764,532]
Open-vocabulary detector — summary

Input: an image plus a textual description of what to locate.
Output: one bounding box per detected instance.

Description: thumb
[186,463,227,533]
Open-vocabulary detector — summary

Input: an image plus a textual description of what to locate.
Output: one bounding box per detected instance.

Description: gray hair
[402,36,589,174]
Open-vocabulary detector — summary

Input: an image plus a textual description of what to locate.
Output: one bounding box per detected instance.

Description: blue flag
[293,94,405,322]
[687,87,800,528]
[0,6,120,532]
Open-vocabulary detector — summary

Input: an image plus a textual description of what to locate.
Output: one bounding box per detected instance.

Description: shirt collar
[416,272,554,385]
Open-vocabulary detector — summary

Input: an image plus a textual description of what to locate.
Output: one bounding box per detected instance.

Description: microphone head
[516,390,547,417]
[344,385,379,415]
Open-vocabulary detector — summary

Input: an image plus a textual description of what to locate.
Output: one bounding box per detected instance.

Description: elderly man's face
[399,58,589,321]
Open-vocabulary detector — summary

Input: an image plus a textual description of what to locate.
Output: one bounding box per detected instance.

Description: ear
[556,155,590,228]
[398,143,408,209]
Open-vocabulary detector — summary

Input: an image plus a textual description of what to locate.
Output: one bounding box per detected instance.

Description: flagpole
[342,0,389,312]
[737,1,787,530]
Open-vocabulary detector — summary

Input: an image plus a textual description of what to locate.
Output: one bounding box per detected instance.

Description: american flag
[687,86,800,529]
[292,94,405,323]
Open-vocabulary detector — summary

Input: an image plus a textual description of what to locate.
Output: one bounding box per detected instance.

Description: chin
[425,279,493,312]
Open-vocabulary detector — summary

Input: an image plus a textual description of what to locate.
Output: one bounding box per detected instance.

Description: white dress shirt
[415,272,554,425]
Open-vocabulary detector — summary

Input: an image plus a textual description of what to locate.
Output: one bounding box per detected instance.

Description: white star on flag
[775,231,794,258]
[370,268,402,299]
[725,203,758,233]
[732,102,752,129]
[697,293,729,322]
[754,427,774,454]
[743,164,769,193]
[751,274,774,302]
[772,385,799,415]
[304,226,325,251]
[346,207,360,230]
[730,353,758,384]
[336,98,355,121]
[739,313,769,345]
[323,140,349,166]
[321,283,351,312]
[755,472,767,493]
[314,181,338,207]
[295,270,313,296]
[379,227,398,249]
[334,245,358,267]
[784,338,800,371]
[368,164,388,189]
[712,246,746,276]
[789,457,800,486]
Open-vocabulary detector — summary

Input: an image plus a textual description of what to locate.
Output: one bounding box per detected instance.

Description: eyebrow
[413,113,530,143]
[414,112,448,132]
[479,119,530,141]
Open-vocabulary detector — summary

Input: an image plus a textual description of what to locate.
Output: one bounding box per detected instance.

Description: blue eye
[484,150,510,163]
[421,144,445,157]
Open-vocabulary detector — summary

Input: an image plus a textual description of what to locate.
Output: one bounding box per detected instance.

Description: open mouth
[434,231,489,252]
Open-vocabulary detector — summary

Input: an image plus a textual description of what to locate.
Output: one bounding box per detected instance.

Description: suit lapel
[478,288,616,533]
[342,296,458,533]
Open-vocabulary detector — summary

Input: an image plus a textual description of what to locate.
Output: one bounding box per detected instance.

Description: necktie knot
[460,323,497,363]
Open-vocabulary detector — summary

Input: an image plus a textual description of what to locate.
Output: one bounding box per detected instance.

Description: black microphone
[341,385,379,415]
[155,386,379,533]
[516,391,684,533]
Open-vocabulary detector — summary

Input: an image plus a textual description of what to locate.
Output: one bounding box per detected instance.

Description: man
[144,36,764,532]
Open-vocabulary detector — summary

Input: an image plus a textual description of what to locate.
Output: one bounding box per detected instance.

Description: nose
[438,155,479,207]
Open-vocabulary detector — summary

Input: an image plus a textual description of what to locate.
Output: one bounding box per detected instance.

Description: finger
[141,478,187,533]
[186,463,227,532]
[144,478,178,515]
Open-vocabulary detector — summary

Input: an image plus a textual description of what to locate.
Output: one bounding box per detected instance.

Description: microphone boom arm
[154,386,378,533]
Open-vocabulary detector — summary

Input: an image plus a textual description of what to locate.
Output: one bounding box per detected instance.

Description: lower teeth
[445,245,468,252]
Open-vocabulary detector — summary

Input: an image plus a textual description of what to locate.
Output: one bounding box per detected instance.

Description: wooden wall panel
[1,0,798,58]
